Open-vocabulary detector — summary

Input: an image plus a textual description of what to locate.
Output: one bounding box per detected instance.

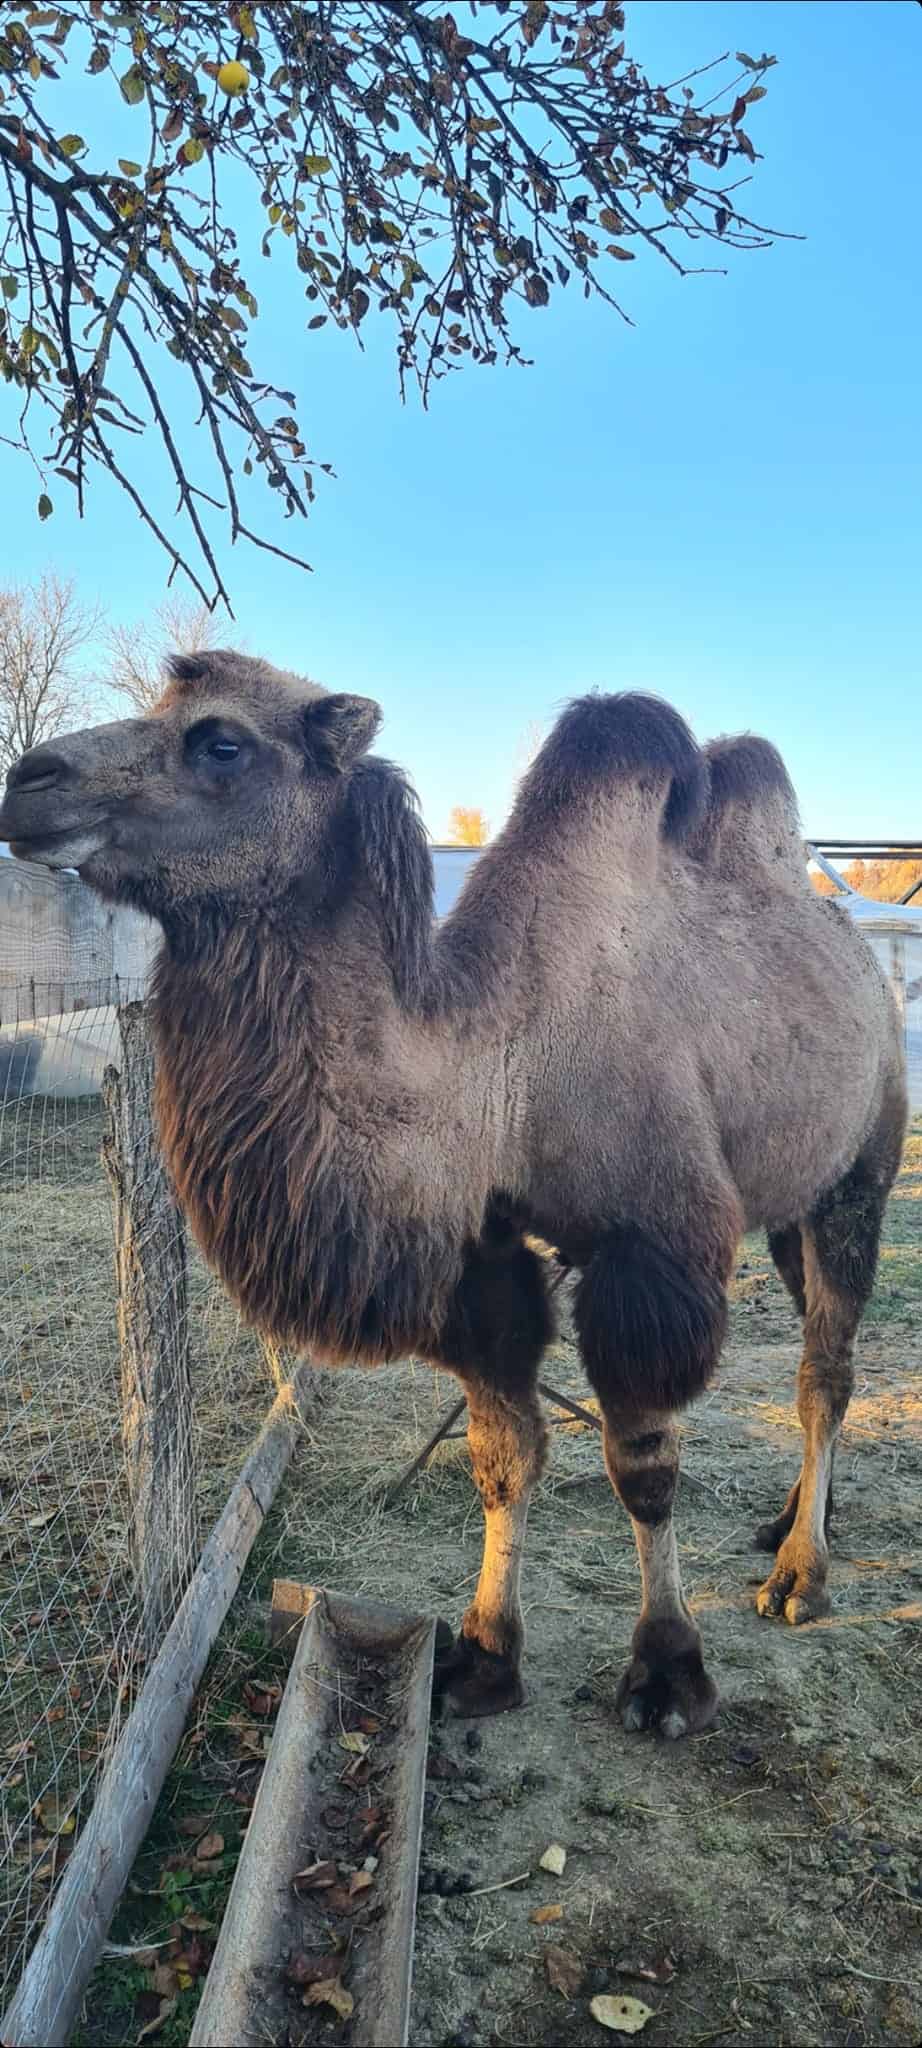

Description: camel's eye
[185,720,251,775]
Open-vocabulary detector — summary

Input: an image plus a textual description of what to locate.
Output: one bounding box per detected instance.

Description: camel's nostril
[5,750,70,795]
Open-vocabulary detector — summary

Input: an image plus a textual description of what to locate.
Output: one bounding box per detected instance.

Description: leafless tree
[106,596,231,713]
[0,573,98,779]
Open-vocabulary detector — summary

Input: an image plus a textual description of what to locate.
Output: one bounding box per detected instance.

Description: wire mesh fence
[0,982,282,2009]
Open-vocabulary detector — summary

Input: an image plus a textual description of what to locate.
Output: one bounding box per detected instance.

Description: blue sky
[3,1,920,839]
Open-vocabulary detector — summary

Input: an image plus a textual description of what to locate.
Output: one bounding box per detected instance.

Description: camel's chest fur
[149,951,470,1363]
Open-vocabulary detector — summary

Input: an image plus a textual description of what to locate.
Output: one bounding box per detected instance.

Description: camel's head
[0,649,382,920]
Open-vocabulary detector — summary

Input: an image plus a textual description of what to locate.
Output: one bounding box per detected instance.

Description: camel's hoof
[615,1618,718,1740]
[433,1633,525,1718]
[756,1565,831,1625]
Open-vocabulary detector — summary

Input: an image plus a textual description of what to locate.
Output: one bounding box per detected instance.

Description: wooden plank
[0,1362,324,2048]
[191,1586,436,2048]
[102,1002,195,1655]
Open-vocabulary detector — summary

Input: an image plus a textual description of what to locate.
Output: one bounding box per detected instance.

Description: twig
[466,1870,531,1899]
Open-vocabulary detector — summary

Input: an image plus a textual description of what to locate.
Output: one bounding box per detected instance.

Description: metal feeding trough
[190,1585,438,2048]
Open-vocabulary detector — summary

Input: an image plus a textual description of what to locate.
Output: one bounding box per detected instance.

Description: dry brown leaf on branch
[304,1976,354,2019]
[545,1946,584,1997]
[194,1831,224,1861]
[293,1859,337,1892]
[590,1993,655,2034]
[531,1903,564,1925]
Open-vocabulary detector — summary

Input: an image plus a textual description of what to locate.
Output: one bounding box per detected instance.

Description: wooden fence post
[102,1000,196,1655]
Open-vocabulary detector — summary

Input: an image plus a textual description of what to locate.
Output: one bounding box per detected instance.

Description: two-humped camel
[0,655,906,1734]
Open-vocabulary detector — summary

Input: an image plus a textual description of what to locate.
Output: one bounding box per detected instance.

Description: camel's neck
[149,882,493,1363]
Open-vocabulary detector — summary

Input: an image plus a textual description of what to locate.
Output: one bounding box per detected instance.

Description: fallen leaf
[180,1911,214,1932]
[304,1976,354,2019]
[287,1952,336,1987]
[591,1993,654,2034]
[325,1884,361,1916]
[356,1805,386,1847]
[27,1508,58,1528]
[151,1961,178,1999]
[615,1954,677,1985]
[348,1868,374,1896]
[293,1859,337,1892]
[243,1678,283,1717]
[137,1997,178,2041]
[338,1730,369,1756]
[531,1903,564,1925]
[340,1753,370,1788]
[194,1831,224,1862]
[539,1842,567,1875]
[177,1813,214,1838]
[545,1946,583,1997]
[34,1797,76,1837]
[358,1714,382,1735]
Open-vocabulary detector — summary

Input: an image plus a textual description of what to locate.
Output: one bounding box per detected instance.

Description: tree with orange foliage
[810,857,922,904]
[446,807,489,847]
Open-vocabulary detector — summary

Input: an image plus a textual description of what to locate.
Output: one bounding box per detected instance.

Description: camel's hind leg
[431,1240,552,1716]
[756,1137,897,1626]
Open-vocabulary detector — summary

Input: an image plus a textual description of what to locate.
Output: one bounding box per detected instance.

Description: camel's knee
[466,1389,548,1509]
[602,1412,680,1526]
[575,1225,727,1413]
[796,1349,854,1434]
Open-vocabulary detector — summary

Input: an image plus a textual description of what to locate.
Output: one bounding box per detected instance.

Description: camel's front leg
[443,1375,547,1715]
[431,1239,552,1716]
[603,1410,718,1738]
[574,1219,734,1738]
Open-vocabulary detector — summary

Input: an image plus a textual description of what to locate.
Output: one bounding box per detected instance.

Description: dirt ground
[2,1102,920,2046]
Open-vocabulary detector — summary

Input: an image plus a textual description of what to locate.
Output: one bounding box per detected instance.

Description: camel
[0,654,907,1735]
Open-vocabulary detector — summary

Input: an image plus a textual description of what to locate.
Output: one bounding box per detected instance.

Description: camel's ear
[302,693,382,772]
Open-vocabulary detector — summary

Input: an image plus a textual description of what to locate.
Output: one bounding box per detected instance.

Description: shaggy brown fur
[1,656,907,1733]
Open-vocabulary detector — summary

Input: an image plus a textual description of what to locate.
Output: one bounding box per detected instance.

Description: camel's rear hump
[688,733,807,887]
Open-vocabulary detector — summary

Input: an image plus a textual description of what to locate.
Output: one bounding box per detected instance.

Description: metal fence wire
[0,989,280,2008]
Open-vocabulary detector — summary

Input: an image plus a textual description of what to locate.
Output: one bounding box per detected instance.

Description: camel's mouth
[4,826,106,872]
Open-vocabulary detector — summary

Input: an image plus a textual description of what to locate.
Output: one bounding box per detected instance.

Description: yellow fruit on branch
[217,60,249,97]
